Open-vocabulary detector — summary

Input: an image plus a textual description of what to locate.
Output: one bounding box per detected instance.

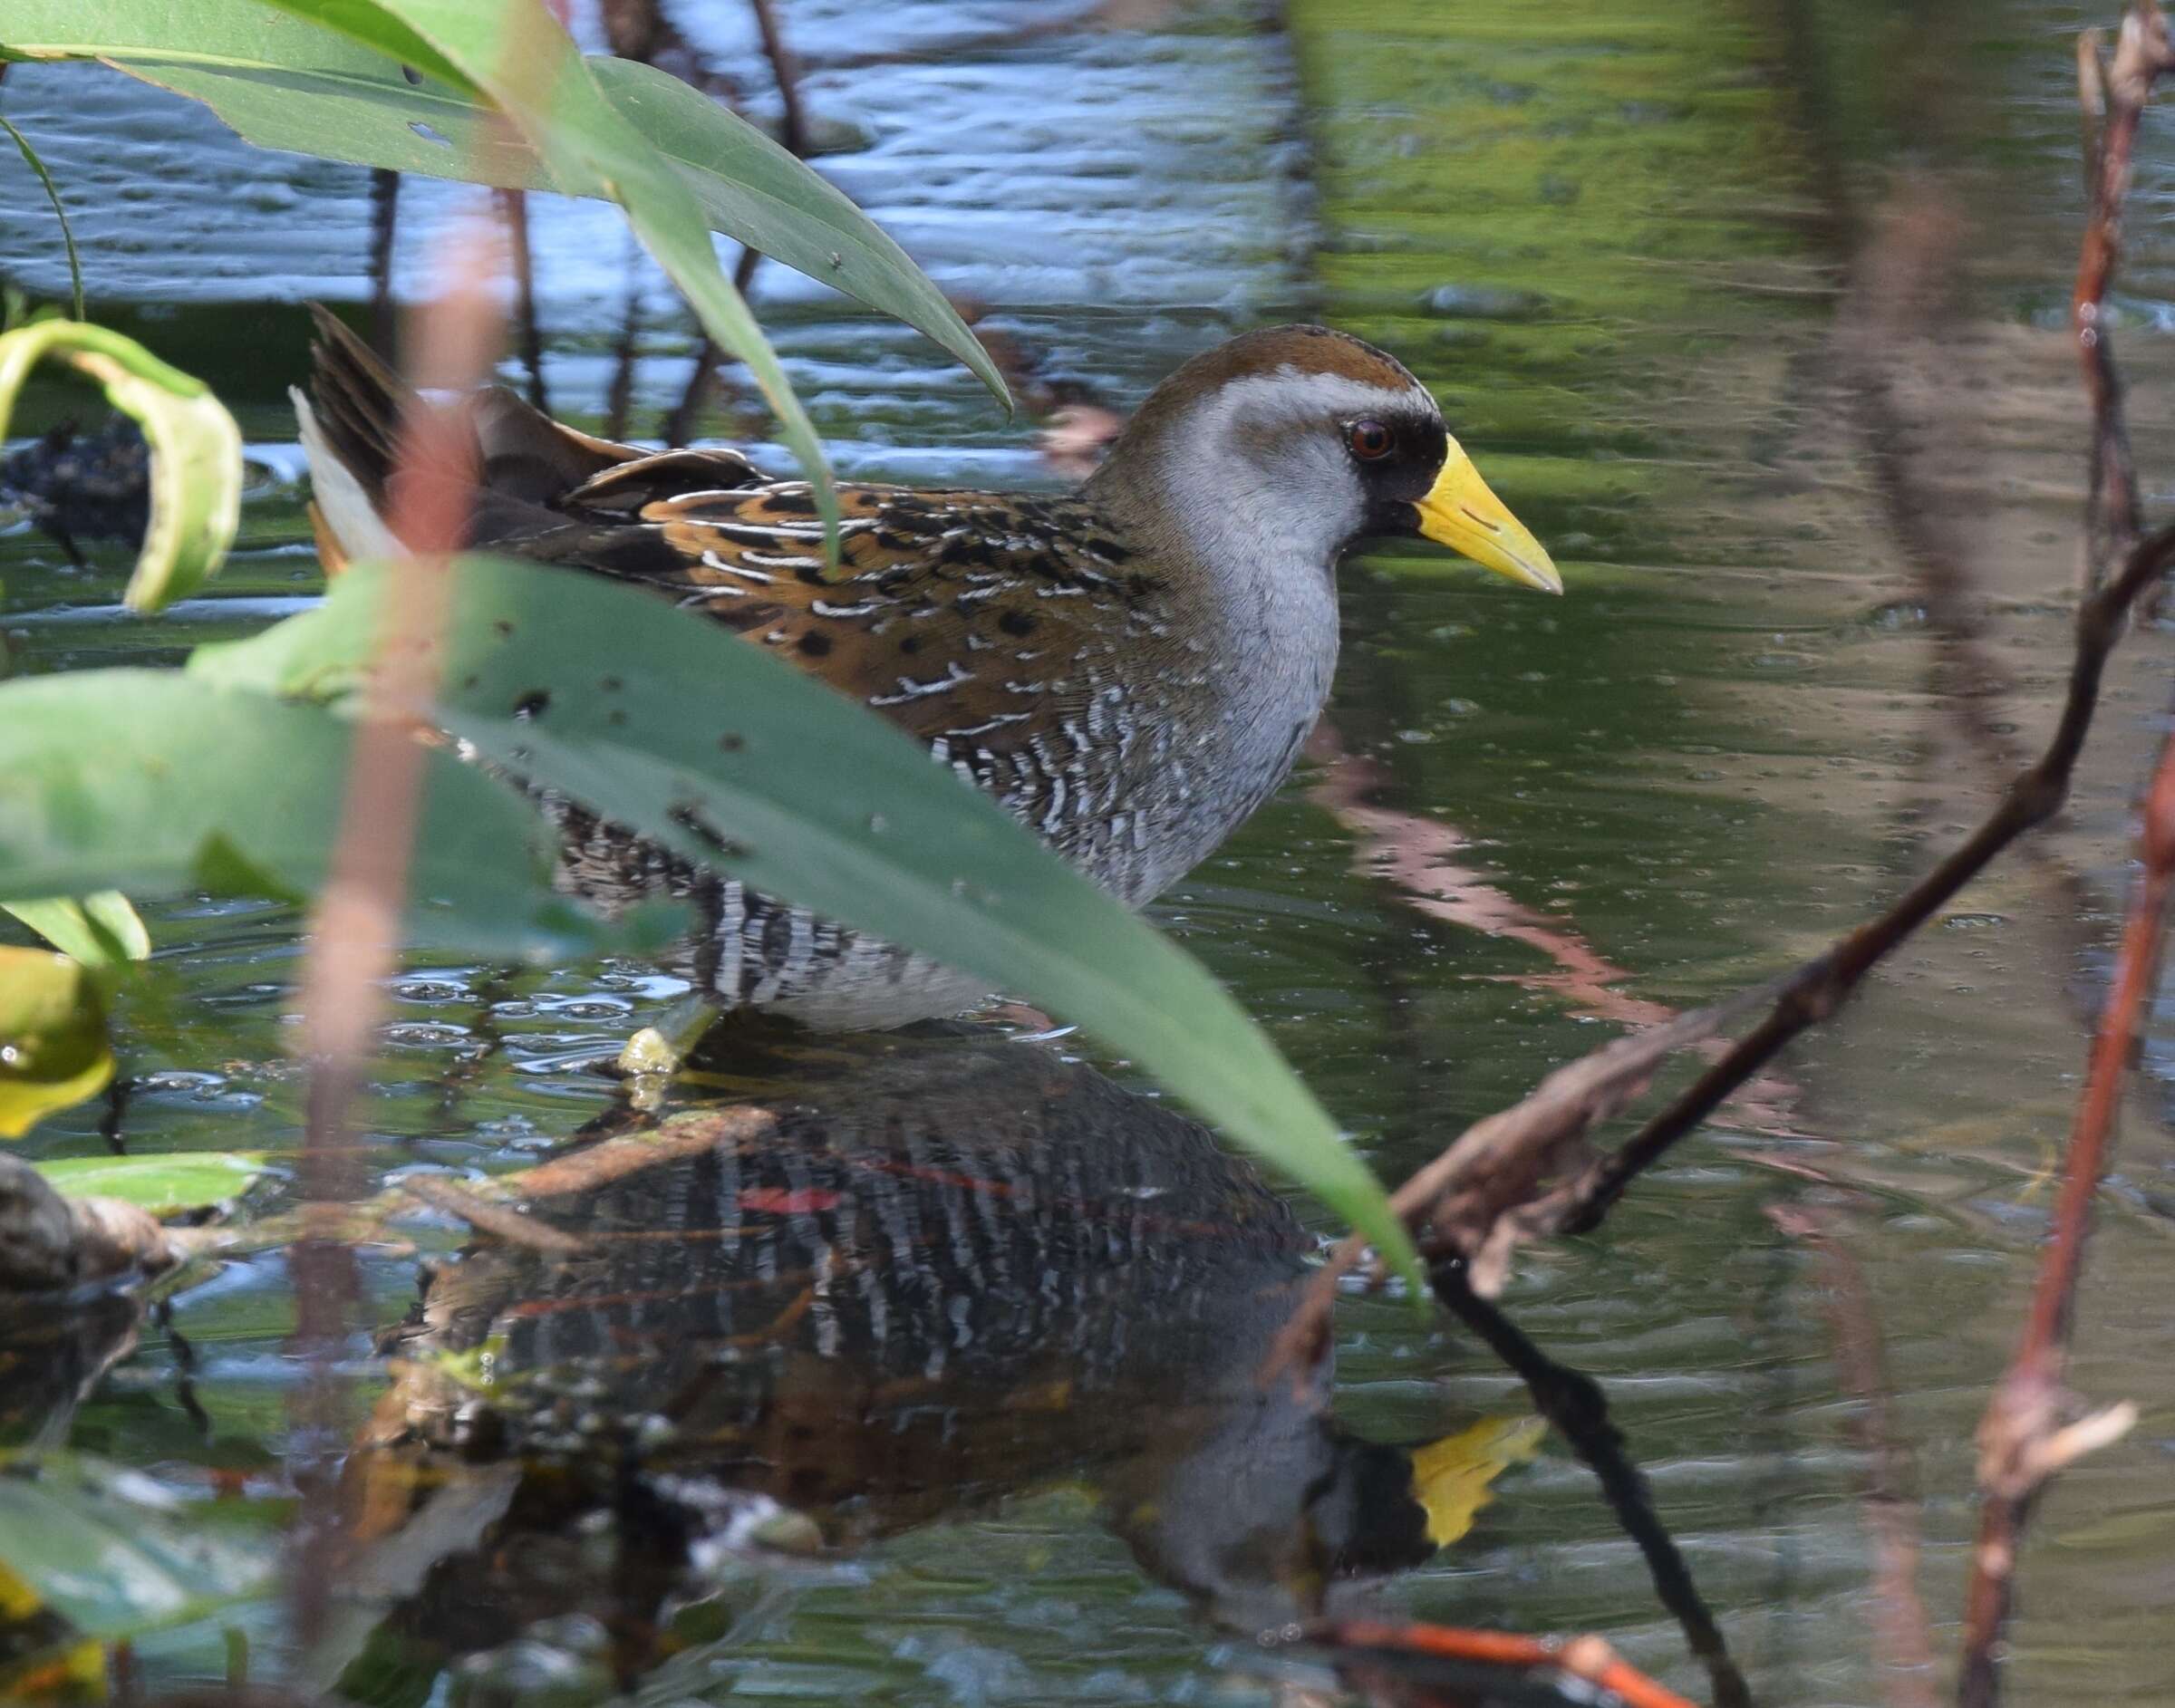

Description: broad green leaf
[2,893,150,972]
[0,948,112,1139]
[31,1152,266,1214]
[227,0,475,92]
[0,2,1007,411]
[202,558,1420,1290]
[265,0,844,547]
[584,55,1009,413]
[0,1453,275,1641]
[0,669,650,960]
[0,320,240,613]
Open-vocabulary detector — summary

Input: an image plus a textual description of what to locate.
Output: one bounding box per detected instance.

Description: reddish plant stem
[2074,3,2171,586]
[284,255,500,1649]
[1310,1618,1699,1708]
[1954,714,2175,1704]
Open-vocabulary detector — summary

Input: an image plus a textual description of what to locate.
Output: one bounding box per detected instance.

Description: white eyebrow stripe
[1208,366,1435,427]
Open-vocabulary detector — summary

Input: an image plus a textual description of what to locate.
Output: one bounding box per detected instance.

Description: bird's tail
[292,304,660,571]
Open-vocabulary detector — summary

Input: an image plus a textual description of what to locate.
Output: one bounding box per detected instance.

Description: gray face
[1161,367,1448,576]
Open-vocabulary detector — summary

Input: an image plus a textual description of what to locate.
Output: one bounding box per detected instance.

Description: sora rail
[296,311,1560,1028]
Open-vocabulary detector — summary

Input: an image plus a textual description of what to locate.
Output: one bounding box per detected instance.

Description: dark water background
[5,1,2175,1701]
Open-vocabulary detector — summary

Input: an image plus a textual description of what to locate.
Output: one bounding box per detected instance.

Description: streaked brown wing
[518,483,1164,758]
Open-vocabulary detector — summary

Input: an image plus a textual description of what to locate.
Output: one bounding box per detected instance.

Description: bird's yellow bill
[1415,445,1562,594]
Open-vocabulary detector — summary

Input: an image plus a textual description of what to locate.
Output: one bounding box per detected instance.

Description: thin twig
[1560,516,2175,1232]
[367,168,400,357]
[604,228,643,444]
[498,188,548,414]
[664,0,807,447]
[747,0,808,158]
[1953,728,2174,1702]
[2075,2,2172,589]
[1275,53,2175,1343]
[1308,1617,1699,1708]
[401,1174,587,1254]
[1434,1273,1751,1708]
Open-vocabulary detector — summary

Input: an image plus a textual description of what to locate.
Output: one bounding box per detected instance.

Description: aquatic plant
[0,0,1420,1279]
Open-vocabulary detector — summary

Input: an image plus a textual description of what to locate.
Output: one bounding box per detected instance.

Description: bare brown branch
[498,188,548,414]
[399,1175,588,1255]
[1288,1,2175,1358]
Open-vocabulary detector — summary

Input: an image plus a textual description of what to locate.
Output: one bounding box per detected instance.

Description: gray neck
[1083,386,1348,886]
[1088,376,1348,730]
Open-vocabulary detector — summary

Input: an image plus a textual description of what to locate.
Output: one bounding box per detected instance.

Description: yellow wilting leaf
[0,1558,43,1621]
[0,1560,105,1706]
[0,1637,106,1707]
[0,947,115,1139]
[1407,1414,1547,1549]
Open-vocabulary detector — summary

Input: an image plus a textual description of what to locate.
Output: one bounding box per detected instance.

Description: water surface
[5,1,2174,1702]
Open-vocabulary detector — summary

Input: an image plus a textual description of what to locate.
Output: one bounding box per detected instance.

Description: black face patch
[1355,410,1450,538]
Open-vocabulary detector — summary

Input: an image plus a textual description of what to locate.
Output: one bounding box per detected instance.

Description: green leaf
[0,947,113,1139]
[1,893,150,972]
[0,1453,275,1642]
[30,1152,267,1215]
[585,56,1009,413]
[226,0,476,92]
[222,558,1419,1289]
[0,669,638,961]
[0,320,240,613]
[0,1,1007,411]
[262,0,843,546]
[0,117,82,322]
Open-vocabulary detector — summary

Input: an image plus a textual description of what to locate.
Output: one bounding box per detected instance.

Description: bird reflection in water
[337,1028,1541,1695]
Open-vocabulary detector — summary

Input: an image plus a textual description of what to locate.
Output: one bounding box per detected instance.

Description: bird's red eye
[1347,420,1394,461]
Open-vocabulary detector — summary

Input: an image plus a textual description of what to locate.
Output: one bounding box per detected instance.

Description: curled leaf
[0,320,241,613]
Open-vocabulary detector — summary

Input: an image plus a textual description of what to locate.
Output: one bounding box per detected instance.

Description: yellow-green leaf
[31,1152,266,1216]
[0,320,241,613]
[0,947,113,1140]
[3,893,150,973]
